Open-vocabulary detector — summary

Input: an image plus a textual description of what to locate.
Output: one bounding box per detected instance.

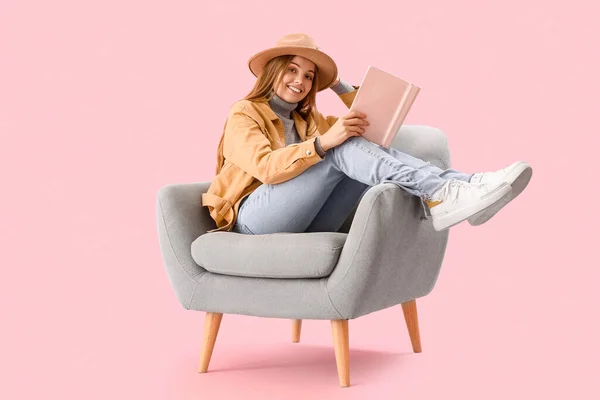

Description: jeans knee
[331,136,364,157]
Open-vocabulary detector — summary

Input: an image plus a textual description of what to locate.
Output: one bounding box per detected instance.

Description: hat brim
[248,46,338,92]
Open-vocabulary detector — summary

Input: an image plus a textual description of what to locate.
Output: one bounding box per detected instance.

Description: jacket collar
[255,100,308,141]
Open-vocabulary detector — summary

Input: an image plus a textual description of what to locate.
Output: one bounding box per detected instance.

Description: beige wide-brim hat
[247,33,338,92]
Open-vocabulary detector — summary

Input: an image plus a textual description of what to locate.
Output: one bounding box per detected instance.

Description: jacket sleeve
[314,85,360,132]
[223,109,324,185]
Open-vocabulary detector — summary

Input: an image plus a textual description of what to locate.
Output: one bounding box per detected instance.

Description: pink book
[349,65,421,148]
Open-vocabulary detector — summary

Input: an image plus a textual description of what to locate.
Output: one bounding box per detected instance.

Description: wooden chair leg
[198,312,223,373]
[401,299,422,353]
[292,319,302,343]
[330,319,350,387]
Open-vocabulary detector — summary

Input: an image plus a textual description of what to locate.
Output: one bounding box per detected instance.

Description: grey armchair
[156,125,452,387]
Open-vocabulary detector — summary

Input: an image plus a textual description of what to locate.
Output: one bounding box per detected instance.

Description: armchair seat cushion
[191,231,348,279]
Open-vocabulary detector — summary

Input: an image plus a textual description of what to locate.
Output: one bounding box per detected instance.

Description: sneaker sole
[468,163,532,226]
[432,182,512,231]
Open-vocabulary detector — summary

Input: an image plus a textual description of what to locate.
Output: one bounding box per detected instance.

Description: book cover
[349,65,421,148]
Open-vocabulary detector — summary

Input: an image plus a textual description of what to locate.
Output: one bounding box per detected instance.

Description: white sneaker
[426,179,512,231]
[467,161,532,226]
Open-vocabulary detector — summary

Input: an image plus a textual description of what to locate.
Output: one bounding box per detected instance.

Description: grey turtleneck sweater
[268,79,356,158]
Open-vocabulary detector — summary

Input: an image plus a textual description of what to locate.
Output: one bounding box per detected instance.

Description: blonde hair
[243,54,320,120]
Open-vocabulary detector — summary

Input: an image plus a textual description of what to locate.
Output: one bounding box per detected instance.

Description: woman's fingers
[339,112,368,137]
[347,111,367,119]
[349,125,365,134]
[344,117,369,126]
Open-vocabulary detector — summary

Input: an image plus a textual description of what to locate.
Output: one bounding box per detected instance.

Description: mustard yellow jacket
[202,86,360,232]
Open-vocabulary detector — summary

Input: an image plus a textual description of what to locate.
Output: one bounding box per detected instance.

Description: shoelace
[423,180,473,220]
[439,180,471,204]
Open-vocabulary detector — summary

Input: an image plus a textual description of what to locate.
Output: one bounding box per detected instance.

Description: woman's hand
[319,111,369,151]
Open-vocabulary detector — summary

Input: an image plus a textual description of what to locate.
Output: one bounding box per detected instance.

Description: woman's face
[274,55,315,102]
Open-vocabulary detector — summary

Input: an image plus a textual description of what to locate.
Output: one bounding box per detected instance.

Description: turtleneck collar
[268,92,298,119]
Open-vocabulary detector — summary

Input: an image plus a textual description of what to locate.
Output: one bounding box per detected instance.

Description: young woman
[202,33,532,234]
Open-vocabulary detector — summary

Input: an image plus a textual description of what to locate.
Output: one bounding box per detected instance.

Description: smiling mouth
[287,85,302,94]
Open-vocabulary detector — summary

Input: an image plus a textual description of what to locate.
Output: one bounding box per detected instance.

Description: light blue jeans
[232,136,473,235]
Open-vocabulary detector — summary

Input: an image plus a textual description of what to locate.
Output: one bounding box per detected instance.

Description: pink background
[1,0,598,398]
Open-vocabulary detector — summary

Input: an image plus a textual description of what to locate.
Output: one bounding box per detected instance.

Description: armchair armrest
[326,183,450,320]
[337,125,452,234]
[156,182,214,308]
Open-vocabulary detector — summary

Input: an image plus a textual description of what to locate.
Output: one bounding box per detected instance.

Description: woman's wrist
[317,136,331,152]
[314,136,327,158]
